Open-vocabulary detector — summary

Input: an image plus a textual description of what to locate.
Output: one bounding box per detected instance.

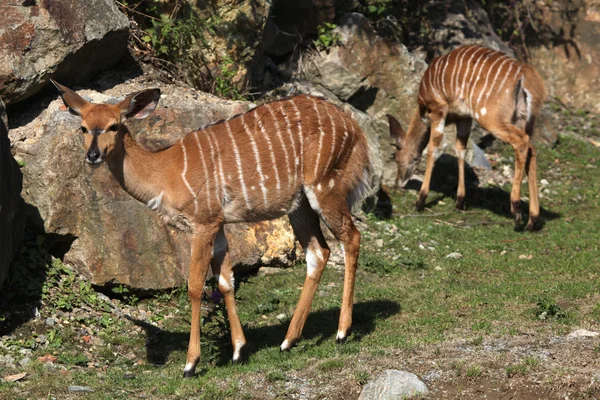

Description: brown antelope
[388,45,546,231]
[50,80,370,377]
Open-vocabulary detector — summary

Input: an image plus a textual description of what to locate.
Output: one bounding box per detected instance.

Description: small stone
[276,313,286,321]
[68,386,94,392]
[567,329,600,339]
[359,370,428,399]
[500,250,507,255]
[123,373,136,379]
[19,357,31,367]
[434,266,442,271]
[45,317,55,327]
[375,239,384,248]
[445,252,462,259]
[540,179,549,186]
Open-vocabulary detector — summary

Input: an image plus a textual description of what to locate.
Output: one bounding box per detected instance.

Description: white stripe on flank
[429,59,443,99]
[460,47,488,100]
[312,99,326,179]
[179,140,198,214]
[482,61,515,107]
[224,121,251,209]
[193,131,212,213]
[255,111,281,191]
[289,99,304,174]
[475,55,508,108]
[323,107,337,175]
[266,104,292,187]
[208,129,227,205]
[241,114,269,206]
[451,46,470,96]
[524,86,532,121]
[468,50,494,112]
[439,54,451,96]
[204,131,221,206]
[332,106,349,161]
[280,102,299,184]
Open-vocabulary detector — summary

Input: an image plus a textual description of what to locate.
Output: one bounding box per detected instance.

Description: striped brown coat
[388,45,546,231]
[50,81,371,377]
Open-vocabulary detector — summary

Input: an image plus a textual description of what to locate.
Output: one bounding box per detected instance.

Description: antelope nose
[86,149,101,164]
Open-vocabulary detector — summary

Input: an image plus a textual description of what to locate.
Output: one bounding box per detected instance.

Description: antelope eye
[81,126,88,133]
[109,124,119,132]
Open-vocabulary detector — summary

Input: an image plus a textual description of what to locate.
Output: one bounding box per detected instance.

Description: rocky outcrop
[529,0,600,113]
[0,0,129,104]
[0,97,26,288]
[299,13,427,186]
[9,80,296,290]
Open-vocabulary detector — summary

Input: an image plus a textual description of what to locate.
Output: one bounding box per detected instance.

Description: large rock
[299,13,427,186]
[359,370,428,400]
[9,79,296,290]
[0,98,26,288]
[529,0,600,113]
[0,0,129,105]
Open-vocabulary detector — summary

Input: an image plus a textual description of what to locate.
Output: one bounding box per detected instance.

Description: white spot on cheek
[329,179,335,189]
[481,107,487,116]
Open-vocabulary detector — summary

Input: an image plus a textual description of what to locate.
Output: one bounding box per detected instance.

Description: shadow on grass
[400,154,561,230]
[128,299,400,371]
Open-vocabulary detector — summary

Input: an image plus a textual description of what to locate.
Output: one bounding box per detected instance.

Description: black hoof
[183,370,196,378]
[415,197,426,212]
[456,197,465,211]
[336,336,348,344]
[525,216,539,232]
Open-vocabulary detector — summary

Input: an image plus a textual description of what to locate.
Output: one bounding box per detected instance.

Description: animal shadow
[128,299,400,371]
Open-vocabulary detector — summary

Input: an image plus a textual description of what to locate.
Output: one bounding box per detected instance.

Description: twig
[500,233,548,243]
[116,1,160,21]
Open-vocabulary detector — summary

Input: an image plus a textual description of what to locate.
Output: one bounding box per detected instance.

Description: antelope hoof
[415,196,426,212]
[456,196,465,211]
[525,216,539,232]
[183,362,197,378]
[280,339,294,352]
[232,341,246,364]
[336,330,349,343]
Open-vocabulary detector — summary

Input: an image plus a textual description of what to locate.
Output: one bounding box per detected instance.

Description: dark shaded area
[0,204,76,336]
[400,154,560,230]
[129,299,399,372]
[347,86,379,113]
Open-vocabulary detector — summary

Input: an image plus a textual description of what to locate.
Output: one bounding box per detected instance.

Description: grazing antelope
[50,80,370,377]
[388,45,546,231]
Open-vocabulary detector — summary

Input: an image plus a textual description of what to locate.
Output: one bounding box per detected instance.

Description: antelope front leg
[455,118,472,210]
[416,108,447,211]
[211,227,247,363]
[184,226,219,378]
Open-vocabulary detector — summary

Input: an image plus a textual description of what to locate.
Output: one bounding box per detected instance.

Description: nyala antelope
[388,45,546,231]
[50,80,371,377]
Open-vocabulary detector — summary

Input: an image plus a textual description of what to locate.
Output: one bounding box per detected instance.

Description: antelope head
[51,80,160,165]
[387,114,421,188]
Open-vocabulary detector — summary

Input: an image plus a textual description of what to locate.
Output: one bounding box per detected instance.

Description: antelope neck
[107,132,170,206]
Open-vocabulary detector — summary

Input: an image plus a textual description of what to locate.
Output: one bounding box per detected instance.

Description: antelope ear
[387,114,405,147]
[118,89,161,120]
[50,79,89,116]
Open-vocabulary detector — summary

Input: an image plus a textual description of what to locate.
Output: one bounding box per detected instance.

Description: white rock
[567,329,599,339]
[359,370,428,400]
[375,239,384,248]
[445,252,462,259]
[540,179,549,186]
[276,313,286,321]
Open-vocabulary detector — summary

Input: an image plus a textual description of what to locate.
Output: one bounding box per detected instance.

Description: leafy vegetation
[314,22,342,51]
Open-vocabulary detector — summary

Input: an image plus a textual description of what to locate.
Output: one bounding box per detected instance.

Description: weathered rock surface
[0,97,26,288]
[0,0,129,104]
[10,80,296,289]
[359,370,428,400]
[529,0,600,113]
[300,13,427,186]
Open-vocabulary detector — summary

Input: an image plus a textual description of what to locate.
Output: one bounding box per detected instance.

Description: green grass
[0,134,599,398]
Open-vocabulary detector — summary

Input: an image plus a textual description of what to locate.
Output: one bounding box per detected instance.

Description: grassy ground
[1,114,599,399]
